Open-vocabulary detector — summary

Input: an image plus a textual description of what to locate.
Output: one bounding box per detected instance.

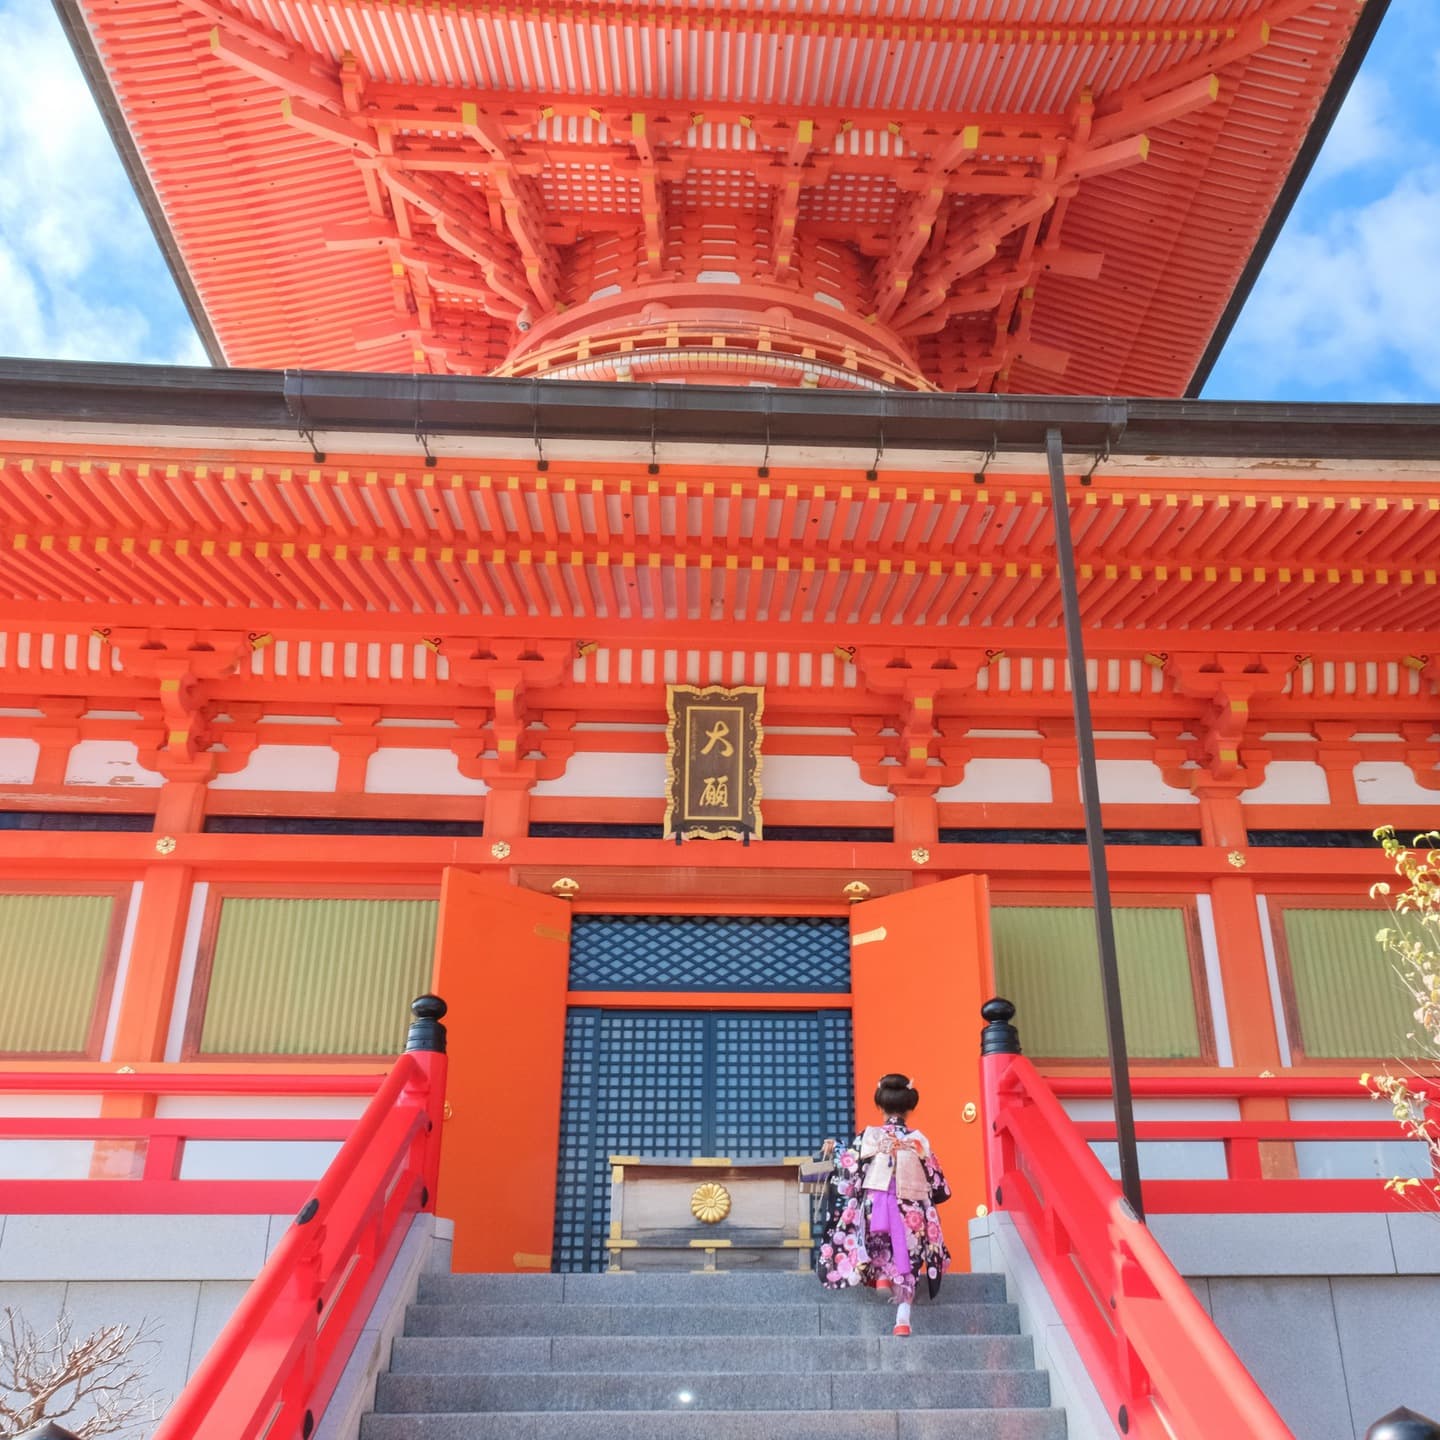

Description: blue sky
[1,0,1436,401]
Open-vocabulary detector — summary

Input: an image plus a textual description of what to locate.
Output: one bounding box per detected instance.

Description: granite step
[360,1409,1068,1440]
[387,1333,1037,1374]
[374,1368,1052,1413]
[363,1272,1064,1440]
[403,1301,1022,1337]
[416,1271,1009,1306]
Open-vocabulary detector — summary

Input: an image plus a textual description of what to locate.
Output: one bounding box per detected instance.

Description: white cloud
[1221,165,1440,399]
[1310,71,1398,183]
[0,0,205,364]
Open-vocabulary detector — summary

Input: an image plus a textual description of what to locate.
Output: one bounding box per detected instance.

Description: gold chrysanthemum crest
[690,1182,732,1224]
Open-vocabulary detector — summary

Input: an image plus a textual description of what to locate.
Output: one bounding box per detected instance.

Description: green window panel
[1281,906,1429,1060]
[992,905,1203,1059]
[198,896,438,1056]
[0,892,118,1055]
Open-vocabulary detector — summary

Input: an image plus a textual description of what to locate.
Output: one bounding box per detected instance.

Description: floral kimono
[816,1119,951,1302]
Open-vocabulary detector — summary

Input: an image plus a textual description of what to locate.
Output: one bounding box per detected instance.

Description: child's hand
[821,1138,836,1159]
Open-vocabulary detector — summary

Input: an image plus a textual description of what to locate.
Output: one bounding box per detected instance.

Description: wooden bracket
[853,647,983,790]
[1165,653,1291,789]
[101,628,256,779]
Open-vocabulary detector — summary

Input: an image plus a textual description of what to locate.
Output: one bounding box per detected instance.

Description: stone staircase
[360,1271,1066,1438]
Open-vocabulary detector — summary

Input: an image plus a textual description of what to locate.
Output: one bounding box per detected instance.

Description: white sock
[895,1302,912,1327]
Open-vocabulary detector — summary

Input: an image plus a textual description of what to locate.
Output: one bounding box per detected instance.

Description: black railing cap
[1366,1407,1440,1440]
[405,994,449,1054]
[980,997,1022,1057]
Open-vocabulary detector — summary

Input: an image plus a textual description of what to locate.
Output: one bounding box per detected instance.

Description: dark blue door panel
[553,1007,853,1272]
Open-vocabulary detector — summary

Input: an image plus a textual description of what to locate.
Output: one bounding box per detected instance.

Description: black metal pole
[1044,427,1144,1220]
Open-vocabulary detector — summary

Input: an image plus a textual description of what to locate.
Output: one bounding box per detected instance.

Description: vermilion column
[1209,873,1294,1178]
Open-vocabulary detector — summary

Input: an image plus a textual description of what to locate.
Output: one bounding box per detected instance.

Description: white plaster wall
[63,740,164,788]
[1243,760,1331,805]
[1195,893,1235,1068]
[763,753,877,803]
[154,1096,371,1120]
[179,1139,344,1181]
[531,750,667,797]
[0,1094,104,1180]
[365,747,488,795]
[100,880,144,1061]
[154,1095,369,1183]
[1094,758,1197,804]
[1256,894,1294,1068]
[0,735,39,784]
[209,744,340,792]
[163,882,210,1063]
[937,757,1052,803]
[1354,761,1439,806]
[1288,1097,1432,1182]
[1060,1097,1238,1181]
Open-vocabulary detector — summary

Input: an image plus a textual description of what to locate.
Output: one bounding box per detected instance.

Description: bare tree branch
[0,1307,164,1440]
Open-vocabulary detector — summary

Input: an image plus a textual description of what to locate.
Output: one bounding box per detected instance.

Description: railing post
[979,997,1022,1212]
[1367,1409,1440,1440]
[404,994,449,1213]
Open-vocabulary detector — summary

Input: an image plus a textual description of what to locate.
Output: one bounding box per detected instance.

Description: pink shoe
[892,1324,911,1337]
[875,1278,892,1292]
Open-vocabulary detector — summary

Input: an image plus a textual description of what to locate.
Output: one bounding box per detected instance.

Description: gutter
[0,359,1437,461]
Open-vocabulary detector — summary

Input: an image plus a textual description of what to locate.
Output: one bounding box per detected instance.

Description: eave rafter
[142,0,1365,387]
[770,118,817,279]
[3,454,1439,637]
[629,113,668,278]
[388,1,1254,52]
[200,3,553,339]
[892,71,1221,357]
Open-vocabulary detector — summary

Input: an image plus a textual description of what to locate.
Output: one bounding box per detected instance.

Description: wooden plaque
[663,685,764,841]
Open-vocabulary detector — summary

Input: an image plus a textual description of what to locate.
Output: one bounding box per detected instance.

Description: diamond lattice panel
[568,915,851,991]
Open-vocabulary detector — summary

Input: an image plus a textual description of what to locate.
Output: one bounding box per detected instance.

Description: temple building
[2,1,1438,1437]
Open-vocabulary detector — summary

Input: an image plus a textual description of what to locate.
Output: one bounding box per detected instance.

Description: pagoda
[4,2,1440,1437]
[60,0,1373,394]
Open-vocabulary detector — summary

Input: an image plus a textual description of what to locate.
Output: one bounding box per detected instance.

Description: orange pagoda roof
[62,0,1382,395]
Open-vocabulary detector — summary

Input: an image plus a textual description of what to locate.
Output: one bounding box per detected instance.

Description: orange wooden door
[849,874,994,1268]
[432,868,572,1272]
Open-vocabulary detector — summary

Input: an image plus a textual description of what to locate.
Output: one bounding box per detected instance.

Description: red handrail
[0,1070,391,1214]
[1050,1075,1440,1100]
[982,1049,1295,1440]
[1046,1072,1440,1215]
[0,1072,384,1094]
[150,1045,446,1440]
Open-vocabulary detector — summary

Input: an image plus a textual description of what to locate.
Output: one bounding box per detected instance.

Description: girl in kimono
[815,1073,951,1336]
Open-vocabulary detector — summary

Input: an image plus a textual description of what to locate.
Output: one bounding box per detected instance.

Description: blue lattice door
[553,915,854,1273]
